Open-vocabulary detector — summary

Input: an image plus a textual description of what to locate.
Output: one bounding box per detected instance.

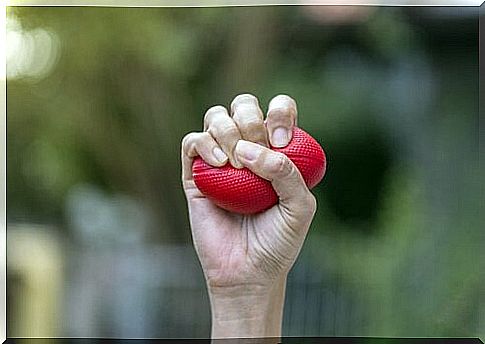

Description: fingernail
[235,140,260,162]
[272,127,289,147]
[213,147,228,163]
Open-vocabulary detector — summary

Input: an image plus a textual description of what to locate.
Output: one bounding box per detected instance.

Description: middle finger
[230,93,268,147]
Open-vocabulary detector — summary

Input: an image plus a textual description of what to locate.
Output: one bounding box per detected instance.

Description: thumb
[234,140,316,219]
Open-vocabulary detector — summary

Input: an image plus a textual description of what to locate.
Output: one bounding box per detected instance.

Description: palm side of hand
[182,94,316,289]
[185,179,310,288]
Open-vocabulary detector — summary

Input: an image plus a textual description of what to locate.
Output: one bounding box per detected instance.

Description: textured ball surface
[192,127,326,214]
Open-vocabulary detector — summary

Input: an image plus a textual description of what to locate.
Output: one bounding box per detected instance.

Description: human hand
[181,94,317,339]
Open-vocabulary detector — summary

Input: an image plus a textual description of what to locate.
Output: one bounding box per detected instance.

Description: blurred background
[6,5,483,339]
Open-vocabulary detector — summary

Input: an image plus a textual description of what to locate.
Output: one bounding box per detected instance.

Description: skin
[181,94,317,341]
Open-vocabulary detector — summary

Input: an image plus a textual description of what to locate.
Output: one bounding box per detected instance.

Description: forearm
[208,276,287,341]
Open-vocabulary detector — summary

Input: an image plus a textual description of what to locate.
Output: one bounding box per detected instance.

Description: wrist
[208,275,287,339]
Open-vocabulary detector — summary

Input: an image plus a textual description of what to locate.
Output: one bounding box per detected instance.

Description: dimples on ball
[192,127,326,214]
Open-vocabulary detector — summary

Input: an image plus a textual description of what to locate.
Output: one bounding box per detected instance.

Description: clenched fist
[181,94,317,340]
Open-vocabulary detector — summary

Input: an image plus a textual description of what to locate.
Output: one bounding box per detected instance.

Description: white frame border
[1,1,483,342]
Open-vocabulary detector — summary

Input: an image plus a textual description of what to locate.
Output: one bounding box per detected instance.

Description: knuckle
[199,131,213,144]
[204,105,227,121]
[207,105,227,114]
[181,132,197,148]
[238,118,263,132]
[293,192,317,219]
[274,93,293,100]
[221,124,239,137]
[268,95,297,122]
[271,94,296,106]
[267,107,295,124]
[182,132,205,156]
[231,93,258,108]
[270,153,292,177]
[212,123,239,139]
[233,105,263,124]
[305,192,317,215]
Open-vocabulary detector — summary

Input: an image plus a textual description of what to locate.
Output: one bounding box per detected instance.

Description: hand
[181,94,317,339]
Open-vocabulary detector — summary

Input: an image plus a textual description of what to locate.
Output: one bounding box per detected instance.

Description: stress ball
[192,127,326,214]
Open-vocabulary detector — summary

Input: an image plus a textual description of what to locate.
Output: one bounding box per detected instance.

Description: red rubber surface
[192,127,326,214]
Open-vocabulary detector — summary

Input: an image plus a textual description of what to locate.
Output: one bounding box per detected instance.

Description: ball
[192,127,326,214]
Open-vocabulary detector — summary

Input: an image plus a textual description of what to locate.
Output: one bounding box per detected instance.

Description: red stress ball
[192,127,327,214]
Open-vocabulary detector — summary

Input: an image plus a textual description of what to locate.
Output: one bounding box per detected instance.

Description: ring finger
[204,105,243,169]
